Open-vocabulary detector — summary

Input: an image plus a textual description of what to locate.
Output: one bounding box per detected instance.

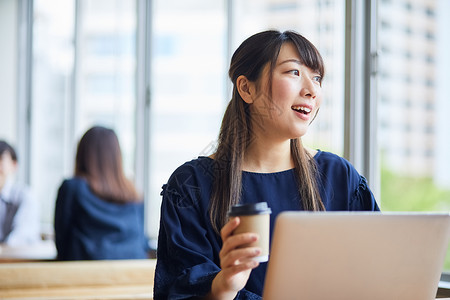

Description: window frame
[344,0,380,200]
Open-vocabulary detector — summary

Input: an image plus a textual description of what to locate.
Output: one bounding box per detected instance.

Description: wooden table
[0,259,155,299]
[2,258,445,300]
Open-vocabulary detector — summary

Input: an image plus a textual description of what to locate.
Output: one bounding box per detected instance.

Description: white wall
[0,0,18,144]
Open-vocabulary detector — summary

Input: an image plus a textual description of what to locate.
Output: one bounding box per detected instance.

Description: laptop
[263,212,450,300]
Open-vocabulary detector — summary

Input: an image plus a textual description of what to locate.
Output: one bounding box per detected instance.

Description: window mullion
[344,0,379,200]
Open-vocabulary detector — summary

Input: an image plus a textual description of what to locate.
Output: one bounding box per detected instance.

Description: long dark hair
[210,30,325,234]
[75,126,140,203]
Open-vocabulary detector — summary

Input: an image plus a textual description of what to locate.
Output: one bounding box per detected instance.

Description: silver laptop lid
[263,212,450,300]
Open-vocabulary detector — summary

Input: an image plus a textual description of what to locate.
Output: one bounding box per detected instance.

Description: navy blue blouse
[54,177,149,260]
[155,151,379,299]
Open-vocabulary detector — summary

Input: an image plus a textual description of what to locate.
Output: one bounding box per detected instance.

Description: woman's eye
[313,76,322,83]
[289,70,300,76]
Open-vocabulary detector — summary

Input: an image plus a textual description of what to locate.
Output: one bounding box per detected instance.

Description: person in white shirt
[0,140,40,246]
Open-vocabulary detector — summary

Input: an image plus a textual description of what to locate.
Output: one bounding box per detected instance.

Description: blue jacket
[54,177,149,260]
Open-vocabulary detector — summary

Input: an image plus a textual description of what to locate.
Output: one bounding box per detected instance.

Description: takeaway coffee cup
[228,202,272,262]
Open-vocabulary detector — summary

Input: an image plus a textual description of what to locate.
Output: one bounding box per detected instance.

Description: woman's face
[250,42,323,141]
[0,151,17,187]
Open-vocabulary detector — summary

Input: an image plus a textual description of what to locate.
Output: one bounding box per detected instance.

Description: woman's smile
[291,103,313,121]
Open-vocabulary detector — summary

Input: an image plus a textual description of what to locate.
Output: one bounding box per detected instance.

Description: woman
[54,126,149,260]
[0,140,40,246]
[154,30,379,299]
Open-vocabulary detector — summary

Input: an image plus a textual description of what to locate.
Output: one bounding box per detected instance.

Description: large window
[148,0,227,237]
[75,0,137,177]
[0,0,17,142]
[32,0,76,234]
[31,0,138,235]
[377,0,450,269]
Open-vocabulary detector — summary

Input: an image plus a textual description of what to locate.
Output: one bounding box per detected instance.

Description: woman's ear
[236,75,255,104]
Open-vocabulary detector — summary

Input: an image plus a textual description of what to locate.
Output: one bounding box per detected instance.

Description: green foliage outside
[380,167,450,271]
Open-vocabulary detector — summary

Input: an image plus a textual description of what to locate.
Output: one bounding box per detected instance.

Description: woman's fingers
[220,217,240,241]
[223,257,260,275]
[220,246,261,268]
[219,217,262,268]
[221,232,259,258]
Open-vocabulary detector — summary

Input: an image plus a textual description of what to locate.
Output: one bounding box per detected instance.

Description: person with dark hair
[0,140,40,245]
[154,30,379,299]
[54,126,149,260]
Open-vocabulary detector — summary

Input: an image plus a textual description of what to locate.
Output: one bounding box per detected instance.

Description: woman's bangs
[285,32,325,77]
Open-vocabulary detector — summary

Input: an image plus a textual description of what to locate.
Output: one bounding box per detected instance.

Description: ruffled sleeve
[315,151,380,212]
[349,175,380,211]
[154,160,263,299]
[154,180,220,299]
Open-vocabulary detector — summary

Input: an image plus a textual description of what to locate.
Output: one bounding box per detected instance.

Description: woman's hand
[205,217,261,300]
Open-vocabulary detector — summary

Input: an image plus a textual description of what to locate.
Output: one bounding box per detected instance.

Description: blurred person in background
[54,126,150,260]
[0,140,40,246]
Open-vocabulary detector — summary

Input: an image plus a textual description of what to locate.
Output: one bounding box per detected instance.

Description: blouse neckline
[198,149,322,176]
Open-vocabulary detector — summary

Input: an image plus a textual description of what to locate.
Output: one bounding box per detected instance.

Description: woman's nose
[300,77,317,99]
